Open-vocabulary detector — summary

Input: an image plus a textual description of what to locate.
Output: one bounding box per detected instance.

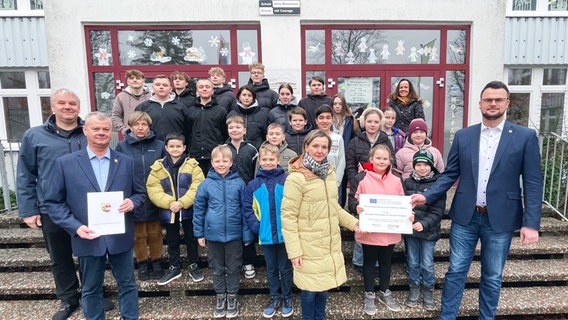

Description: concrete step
[1,258,566,296]
[0,285,567,319]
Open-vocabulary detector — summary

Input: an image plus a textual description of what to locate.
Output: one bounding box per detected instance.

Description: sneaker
[226,293,239,318]
[188,263,204,282]
[377,289,402,312]
[157,266,181,285]
[213,293,227,318]
[281,297,294,317]
[52,301,79,320]
[422,286,436,311]
[405,284,420,308]
[364,292,377,316]
[243,264,256,279]
[263,297,280,318]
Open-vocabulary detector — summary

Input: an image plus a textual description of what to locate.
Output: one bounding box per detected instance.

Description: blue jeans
[262,243,293,299]
[440,212,513,320]
[300,290,327,320]
[78,249,138,320]
[404,236,436,288]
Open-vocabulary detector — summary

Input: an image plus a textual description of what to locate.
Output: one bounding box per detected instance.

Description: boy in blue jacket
[193,145,253,319]
[242,144,293,318]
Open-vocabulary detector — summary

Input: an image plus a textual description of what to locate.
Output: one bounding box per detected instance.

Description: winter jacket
[281,155,358,292]
[285,123,313,155]
[228,100,270,150]
[403,173,445,241]
[193,166,254,243]
[395,137,445,180]
[146,156,205,224]
[254,141,297,173]
[242,166,287,245]
[388,99,425,134]
[348,162,405,246]
[116,129,165,222]
[247,78,278,110]
[187,97,228,160]
[268,97,298,126]
[298,94,333,129]
[225,139,259,184]
[111,86,151,135]
[214,83,237,112]
[333,115,357,153]
[135,93,191,142]
[17,115,86,217]
[383,127,406,154]
[345,130,393,188]
[174,87,196,108]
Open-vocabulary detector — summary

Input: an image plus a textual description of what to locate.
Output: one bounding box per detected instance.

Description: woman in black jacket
[387,79,425,134]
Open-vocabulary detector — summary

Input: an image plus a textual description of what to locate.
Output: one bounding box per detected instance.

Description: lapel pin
[509,130,512,133]
[114,159,118,163]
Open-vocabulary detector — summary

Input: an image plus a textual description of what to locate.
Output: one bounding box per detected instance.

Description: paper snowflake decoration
[127,50,136,59]
[101,92,111,99]
[209,36,220,47]
[171,36,180,46]
[144,38,153,47]
[220,47,229,56]
[127,34,135,42]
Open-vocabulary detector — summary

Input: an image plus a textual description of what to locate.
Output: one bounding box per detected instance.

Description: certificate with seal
[87,191,125,236]
[358,194,413,234]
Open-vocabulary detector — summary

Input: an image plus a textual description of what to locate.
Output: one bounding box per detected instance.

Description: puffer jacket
[225,139,258,184]
[298,94,333,129]
[214,83,238,112]
[146,156,205,224]
[395,137,444,180]
[268,97,298,126]
[111,85,151,134]
[285,123,313,155]
[116,129,165,221]
[348,162,405,246]
[388,99,425,134]
[403,173,445,241]
[345,130,393,188]
[228,100,270,150]
[193,166,254,243]
[281,155,358,292]
[247,78,278,110]
[17,115,86,217]
[242,166,287,244]
[187,96,228,160]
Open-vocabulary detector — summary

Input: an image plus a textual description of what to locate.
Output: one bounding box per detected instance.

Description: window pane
[543,68,567,85]
[93,73,116,115]
[237,30,257,65]
[444,70,466,160]
[305,30,325,64]
[331,29,440,65]
[90,30,113,66]
[30,0,43,9]
[540,93,565,135]
[507,69,532,85]
[508,93,530,126]
[3,97,30,140]
[549,0,568,11]
[0,0,16,9]
[447,30,467,64]
[513,0,536,10]
[37,71,50,88]
[40,96,51,122]
[0,72,26,89]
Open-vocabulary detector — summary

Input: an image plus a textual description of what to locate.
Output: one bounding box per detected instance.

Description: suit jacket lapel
[77,150,101,192]
[471,124,481,191]
[104,151,120,192]
[491,121,513,175]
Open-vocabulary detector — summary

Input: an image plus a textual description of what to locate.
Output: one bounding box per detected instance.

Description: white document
[87,191,125,236]
[359,194,413,234]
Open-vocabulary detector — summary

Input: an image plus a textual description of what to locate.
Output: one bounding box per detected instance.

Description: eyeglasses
[481,98,508,104]
[250,71,264,75]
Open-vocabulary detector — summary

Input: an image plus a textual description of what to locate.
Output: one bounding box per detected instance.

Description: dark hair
[165,133,185,145]
[309,76,325,86]
[288,107,307,120]
[169,71,190,83]
[315,104,333,118]
[279,82,293,95]
[388,78,421,102]
[480,81,510,99]
[237,85,256,102]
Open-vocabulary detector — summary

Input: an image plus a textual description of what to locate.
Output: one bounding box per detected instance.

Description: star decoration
[209,36,220,47]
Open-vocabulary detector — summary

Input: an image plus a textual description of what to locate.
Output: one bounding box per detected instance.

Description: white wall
[44,0,507,126]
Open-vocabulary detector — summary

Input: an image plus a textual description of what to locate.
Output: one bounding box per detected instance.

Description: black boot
[151,260,165,280]
[138,260,150,281]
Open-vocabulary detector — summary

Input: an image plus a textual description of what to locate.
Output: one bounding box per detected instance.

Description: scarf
[411,170,435,181]
[303,153,330,179]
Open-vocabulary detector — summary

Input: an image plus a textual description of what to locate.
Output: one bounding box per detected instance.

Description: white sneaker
[243,264,255,279]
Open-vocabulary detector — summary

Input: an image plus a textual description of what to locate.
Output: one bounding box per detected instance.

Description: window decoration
[93,73,115,115]
[90,31,113,66]
[447,30,467,64]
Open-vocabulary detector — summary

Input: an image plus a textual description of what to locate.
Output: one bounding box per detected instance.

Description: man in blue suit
[411,81,543,319]
[46,111,146,320]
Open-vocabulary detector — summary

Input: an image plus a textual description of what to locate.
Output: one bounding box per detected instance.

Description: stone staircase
[0,211,567,319]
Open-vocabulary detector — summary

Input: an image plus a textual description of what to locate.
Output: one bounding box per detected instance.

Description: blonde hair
[360,108,384,130]
[259,144,280,158]
[211,145,233,160]
[127,111,152,127]
[226,114,245,126]
[208,67,226,78]
[249,63,265,72]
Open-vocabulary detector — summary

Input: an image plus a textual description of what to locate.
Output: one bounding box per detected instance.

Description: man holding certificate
[46,112,146,320]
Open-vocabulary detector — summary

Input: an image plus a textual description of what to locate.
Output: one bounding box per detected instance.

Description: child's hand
[408,211,415,222]
[170,201,181,213]
[356,205,364,215]
[291,256,302,268]
[198,238,206,247]
[353,222,360,233]
[412,222,424,232]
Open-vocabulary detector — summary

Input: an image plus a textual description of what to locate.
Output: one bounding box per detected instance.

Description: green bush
[0,187,17,211]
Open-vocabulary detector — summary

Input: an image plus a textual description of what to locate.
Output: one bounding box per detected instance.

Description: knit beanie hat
[408,118,428,136]
[413,149,437,173]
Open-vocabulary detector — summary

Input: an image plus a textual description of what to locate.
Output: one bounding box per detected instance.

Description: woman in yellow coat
[281,129,359,320]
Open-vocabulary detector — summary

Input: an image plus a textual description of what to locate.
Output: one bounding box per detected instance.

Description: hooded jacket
[116,129,165,222]
[345,130,393,188]
[228,100,270,150]
[135,93,190,141]
[285,123,313,155]
[298,94,333,128]
[281,155,358,292]
[395,137,445,180]
[17,115,86,218]
[247,78,278,110]
[268,97,298,126]
[213,83,238,112]
[403,173,445,241]
[111,85,152,134]
[187,96,228,160]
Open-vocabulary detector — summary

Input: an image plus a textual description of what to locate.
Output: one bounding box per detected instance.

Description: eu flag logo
[370,198,377,204]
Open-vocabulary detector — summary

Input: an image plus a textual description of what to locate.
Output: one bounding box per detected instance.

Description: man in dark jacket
[247,63,278,110]
[170,71,195,108]
[209,67,237,112]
